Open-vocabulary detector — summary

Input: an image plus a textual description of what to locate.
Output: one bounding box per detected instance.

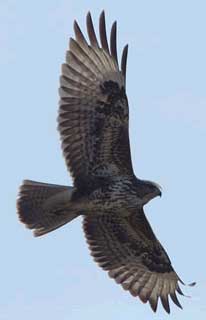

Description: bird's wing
[58,11,133,189]
[83,209,186,314]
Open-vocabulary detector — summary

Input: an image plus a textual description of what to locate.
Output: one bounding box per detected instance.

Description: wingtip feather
[160,296,170,314]
[99,10,109,53]
[73,20,87,45]
[110,21,118,65]
[86,11,99,47]
[170,291,183,309]
[121,44,128,82]
[149,297,158,313]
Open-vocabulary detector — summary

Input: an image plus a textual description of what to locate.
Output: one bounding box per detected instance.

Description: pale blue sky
[1,1,206,319]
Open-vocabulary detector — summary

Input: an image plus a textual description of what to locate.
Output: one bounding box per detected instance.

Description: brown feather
[73,20,87,45]
[86,12,99,47]
[160,279,170,313]
[99,11,109,53]
[110,21,118,65]
[170,291,183,309]
[121,44,128,84]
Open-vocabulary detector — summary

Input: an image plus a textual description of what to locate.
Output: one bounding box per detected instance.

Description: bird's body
[71,174,160,214]
[17,11,194,314]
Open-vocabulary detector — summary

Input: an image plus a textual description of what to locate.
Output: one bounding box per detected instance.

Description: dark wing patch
[83,210,187,314]
[58,11,132,190]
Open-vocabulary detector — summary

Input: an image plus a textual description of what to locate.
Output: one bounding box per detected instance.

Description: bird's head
[136,179,162,205]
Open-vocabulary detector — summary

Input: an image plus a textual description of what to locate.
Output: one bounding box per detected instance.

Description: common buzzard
[17,11,194,313]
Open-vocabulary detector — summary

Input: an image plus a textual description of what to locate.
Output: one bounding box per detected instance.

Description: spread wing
[58,11,133,190]
[83,209,186,314]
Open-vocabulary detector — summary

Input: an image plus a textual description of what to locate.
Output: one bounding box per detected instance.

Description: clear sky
[1,0,206,319]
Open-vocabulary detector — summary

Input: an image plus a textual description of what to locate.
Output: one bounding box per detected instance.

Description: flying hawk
[17,11,194,314]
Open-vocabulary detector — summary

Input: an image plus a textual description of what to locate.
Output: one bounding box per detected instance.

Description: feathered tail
[17,180,79,236]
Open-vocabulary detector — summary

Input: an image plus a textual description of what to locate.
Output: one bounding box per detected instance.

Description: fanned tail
[17,180,79,236]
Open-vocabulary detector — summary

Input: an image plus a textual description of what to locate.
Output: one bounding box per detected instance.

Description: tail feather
[17,180,79,236]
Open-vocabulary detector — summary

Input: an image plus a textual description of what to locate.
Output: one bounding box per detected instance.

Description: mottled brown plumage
[17,11,194,314]
[59,12,131,191]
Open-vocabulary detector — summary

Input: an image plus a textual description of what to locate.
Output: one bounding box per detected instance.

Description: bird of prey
[17,11,194,314]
